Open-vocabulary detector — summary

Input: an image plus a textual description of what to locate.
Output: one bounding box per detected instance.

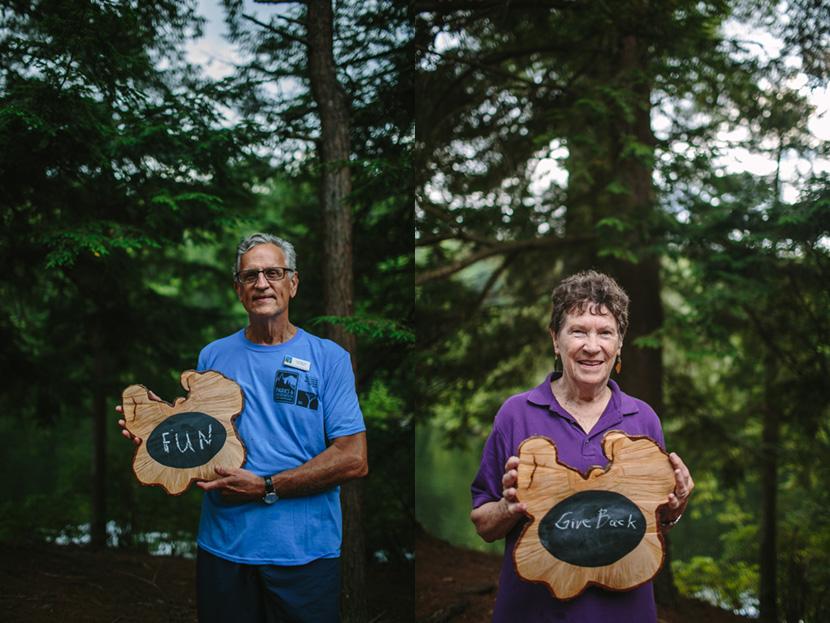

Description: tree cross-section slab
[122,370,245,495]
[514,431,675,600]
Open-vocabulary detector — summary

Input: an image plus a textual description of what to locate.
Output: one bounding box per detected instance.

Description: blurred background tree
[221,0,412,618]
[415,1,829,621]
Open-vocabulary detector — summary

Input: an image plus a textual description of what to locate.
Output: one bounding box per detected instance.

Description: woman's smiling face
[551,304,621,389]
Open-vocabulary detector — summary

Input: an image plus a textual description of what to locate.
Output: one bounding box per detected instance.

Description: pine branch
[417,202,500,246]
[472,253,514,310]
[416,234,592,285]
[242,13,309,47]
[338,45,409,69]
[414,0,582,13]
[270,12,307,28]
[417,233,456,246]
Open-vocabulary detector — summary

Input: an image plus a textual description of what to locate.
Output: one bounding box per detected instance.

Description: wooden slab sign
[122,370,245,495]
[514,431,675,600]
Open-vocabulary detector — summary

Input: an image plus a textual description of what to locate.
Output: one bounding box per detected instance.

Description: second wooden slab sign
[122,370,246,495]
[514,431,675,600]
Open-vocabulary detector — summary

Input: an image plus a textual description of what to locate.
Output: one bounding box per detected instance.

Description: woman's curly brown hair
[548,270,629,339]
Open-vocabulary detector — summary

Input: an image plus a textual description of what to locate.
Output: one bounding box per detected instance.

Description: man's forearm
[272,431,368,498]
[471,498,523,542]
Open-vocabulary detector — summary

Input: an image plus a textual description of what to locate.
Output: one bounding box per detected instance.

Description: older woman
[470,270,693,623]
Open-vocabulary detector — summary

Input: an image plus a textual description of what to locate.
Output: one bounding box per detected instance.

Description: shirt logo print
[273,370,299,403]
[273,369,319,411]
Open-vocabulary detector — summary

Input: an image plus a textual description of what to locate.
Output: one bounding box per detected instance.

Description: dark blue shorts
[196,547,341,623]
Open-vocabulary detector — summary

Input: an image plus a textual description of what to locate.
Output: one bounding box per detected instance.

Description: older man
[118,232,367,623]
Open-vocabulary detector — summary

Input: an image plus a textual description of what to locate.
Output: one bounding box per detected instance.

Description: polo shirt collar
[527,371,640,418]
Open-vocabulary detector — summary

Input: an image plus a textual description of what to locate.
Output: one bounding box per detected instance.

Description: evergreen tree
[0,0,262,548]
[415,0,828,612]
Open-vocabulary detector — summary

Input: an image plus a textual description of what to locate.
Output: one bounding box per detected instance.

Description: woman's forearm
[471,498,523,542]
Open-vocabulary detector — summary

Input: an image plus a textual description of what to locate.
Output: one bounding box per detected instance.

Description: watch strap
[262,475,278,504]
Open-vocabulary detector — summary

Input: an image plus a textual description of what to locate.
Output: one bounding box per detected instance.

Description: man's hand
[197,466,266,502]
[115,389,163,447]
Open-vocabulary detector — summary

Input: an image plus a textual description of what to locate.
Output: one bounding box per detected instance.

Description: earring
[554,352,560,371]
[615,355,622,374]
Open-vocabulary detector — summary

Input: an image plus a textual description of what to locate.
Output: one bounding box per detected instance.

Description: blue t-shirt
[195,327,365,565]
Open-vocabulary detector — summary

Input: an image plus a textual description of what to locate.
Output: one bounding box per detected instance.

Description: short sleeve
[196,347,207,372]
[471,423,508,510]
[321,350,366,440]
[643,402,665,449]
[652,421,666,450]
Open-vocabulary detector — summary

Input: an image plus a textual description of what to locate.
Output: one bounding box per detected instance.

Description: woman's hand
[661,452,694,529]
[471,456,528,542]
[500,455,528,517]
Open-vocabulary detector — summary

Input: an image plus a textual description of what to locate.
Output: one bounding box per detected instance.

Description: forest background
[415,2,829,623]
[0,0,412,621]
[2,1,829,623]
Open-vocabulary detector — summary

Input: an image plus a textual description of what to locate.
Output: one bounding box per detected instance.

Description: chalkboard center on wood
[145,411,228,469]
[122,370,246,495]
[538,490,646,567]
[513,432,676,599]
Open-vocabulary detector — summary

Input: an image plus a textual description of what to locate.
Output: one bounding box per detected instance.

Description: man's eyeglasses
[235,267,294,285]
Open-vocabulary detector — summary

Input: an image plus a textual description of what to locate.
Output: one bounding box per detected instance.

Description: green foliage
[414,0,756,434]
[220,3,415,558]
[310,315,415,344]
[673,556,759,612]
[416,1,830,619]
[662,172,830,619]
[360,380,413,559]
[0,0,263,420]
[0,0,413,565]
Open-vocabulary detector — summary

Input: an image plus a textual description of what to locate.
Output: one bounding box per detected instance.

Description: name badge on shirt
[283,355,311,371]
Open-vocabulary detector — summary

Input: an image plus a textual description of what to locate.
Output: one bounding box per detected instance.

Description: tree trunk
[615,256,677,606]
[90,334,107,549]
[759,136,785,623]
[306,2,367,621]
[615,33,677,607]
[564,30,678,604]
[759,356,779,622]
[783,537,806,623]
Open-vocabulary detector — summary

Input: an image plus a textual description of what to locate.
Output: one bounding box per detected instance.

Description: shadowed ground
[0,542,413,622]
[416,530,751,623]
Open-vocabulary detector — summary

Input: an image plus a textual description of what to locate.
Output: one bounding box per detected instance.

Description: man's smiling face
[234,243,299,321]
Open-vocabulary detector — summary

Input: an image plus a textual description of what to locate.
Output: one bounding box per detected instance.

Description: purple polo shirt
[471,372,666,623]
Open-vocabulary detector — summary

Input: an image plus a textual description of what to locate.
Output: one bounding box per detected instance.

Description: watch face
[264,492,278,504]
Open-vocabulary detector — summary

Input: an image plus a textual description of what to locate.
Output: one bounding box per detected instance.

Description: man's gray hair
[234,233,297,274]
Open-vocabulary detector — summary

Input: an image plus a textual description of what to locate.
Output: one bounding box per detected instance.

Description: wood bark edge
[512,430,675,600]
[122,370,247,496]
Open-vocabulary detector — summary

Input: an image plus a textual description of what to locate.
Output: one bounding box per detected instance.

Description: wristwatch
[263,475,278,505]
[660,513,682,529]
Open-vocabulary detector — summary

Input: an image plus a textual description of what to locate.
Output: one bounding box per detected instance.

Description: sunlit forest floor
[416,531,751,623]
[0,542,413,622]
